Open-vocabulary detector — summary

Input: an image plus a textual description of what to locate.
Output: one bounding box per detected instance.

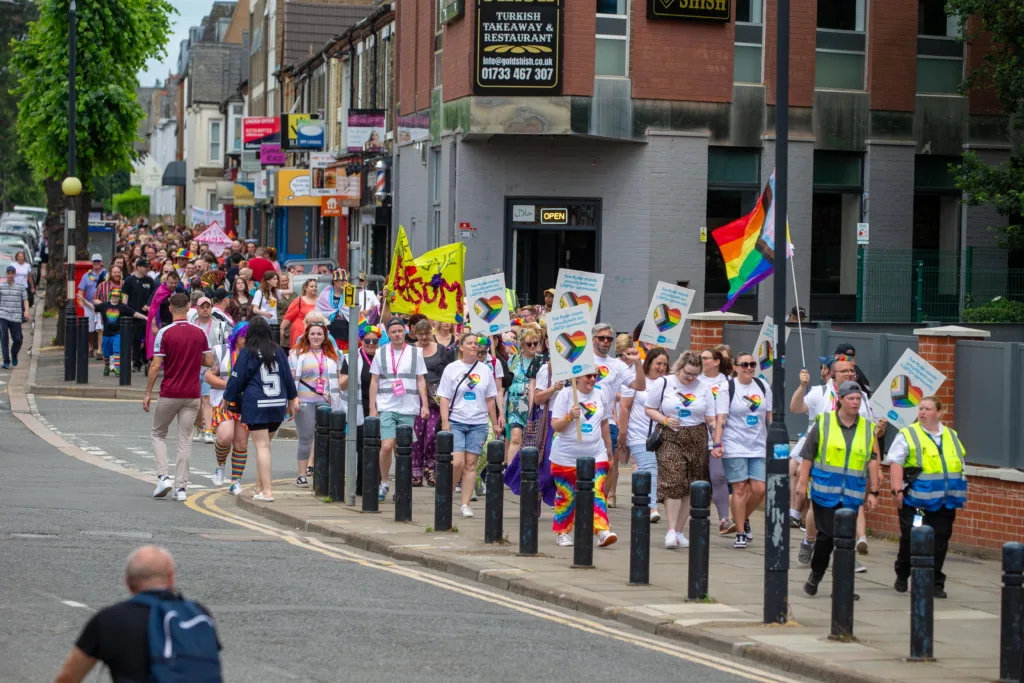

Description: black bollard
[76,315,89,384]
[519,447,539,556]
[64,304,77,382]
[270,322,281,348]
[313,405,332,497]
[571,457,595,569]
[830,507,857,640]
[629,470,651,586]
[1000,542,1024,682]
[688,481,712,600]
[484,441,504,543]
[909,525,935,661]
[434,430,454,531]
[119,316,132,385]
[328,410,346,503]
[394,425,413,522]
[763,453,791,623]
[361,416,381,513]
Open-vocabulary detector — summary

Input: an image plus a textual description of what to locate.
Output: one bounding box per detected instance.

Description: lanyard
[312,350,325,378]
[360,348,372,367]
[390,345,407,376]
[199,318,212,340]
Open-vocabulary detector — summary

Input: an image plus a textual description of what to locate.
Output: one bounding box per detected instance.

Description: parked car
[0,231,37,257]
[12,206,46,225]
[0,213,41,244]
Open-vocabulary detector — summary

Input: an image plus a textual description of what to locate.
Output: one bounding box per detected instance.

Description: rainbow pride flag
[711,171,793,311]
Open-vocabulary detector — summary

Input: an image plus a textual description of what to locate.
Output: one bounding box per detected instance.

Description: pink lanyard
[360,349,372,367]
[312,351,325,378]
[390,345,406,376]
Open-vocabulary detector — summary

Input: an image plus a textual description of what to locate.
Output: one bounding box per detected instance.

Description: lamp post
[63,0,79,381]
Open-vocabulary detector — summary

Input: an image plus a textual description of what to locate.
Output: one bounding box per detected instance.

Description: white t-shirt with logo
[621,386,653,448]
[252,288,279,324]
[719,378,773,459]
[646,375,717,429]
[436,360,497,425]
[369,344,428,415]
[594,354,632,426]
[549,388,607,467]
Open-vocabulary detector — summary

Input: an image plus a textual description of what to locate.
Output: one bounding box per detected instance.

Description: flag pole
[789,259,806,369]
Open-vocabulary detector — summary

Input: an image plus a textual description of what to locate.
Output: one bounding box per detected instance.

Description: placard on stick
[465,274,511,335]
[753,317,778,385]
[548,305,596,383]
[553,269,604,325]
[869,349,946,430]
[639,282,696,349]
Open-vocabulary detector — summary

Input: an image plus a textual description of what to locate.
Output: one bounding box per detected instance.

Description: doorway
[504,199,601,309]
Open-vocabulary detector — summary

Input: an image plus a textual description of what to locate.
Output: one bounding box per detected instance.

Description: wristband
[713,443,722,448]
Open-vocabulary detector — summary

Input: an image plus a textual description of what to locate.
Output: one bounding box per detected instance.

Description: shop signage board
[348,110,386,153]
[243,117,280,150]
[473,0,563,95]
[647,0,731,21]
[281,114,325,150]
[260,144,286,165]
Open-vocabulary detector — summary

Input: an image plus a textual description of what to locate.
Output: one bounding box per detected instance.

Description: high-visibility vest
[506,288,518,312]
[900,422,967,512]
[810,411,874,509]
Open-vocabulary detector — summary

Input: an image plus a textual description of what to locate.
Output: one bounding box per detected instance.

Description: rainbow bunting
[711,171,793,311]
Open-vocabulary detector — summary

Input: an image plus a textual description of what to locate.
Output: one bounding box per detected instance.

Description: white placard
[465,274,512,335]
[512,204,535,223]
[857,222,870,245]
[548,305,596,383]
[194,222,232,256]
[753,316,777,385]
[869,349,947,430]
[638,281,696,350]
[553,269,604,325]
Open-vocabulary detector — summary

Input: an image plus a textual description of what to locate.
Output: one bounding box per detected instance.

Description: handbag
[645,378,668,452]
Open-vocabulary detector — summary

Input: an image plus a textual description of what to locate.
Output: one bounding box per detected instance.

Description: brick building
[393,0,1013,328]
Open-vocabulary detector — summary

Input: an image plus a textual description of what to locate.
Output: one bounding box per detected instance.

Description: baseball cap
[818,355,833,368]
[91,253,103,262]
[834,343,856,357]
[544,288,555,295]
[385,316,406,330]
[135,257,149,267]
[196,296,212,306]
[211,288,229,302]
[837,380,861,398]
[5,265,15,273]
[358,272,366,280]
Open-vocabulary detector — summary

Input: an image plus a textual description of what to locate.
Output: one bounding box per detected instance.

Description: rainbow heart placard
[465,274,512,334]
[559,291,594,311]
[639,281,695,350]
[553,269,604,325]
[752,316,778,384]
[555,331,588,363]
[547,303,597,383]
[473,296,504,323]
[758,341,774,370]
[890,375,923,408]
[869,349,946,430]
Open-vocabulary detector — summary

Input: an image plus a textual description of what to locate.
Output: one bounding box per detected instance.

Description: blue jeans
[629,443,658,509]
[0,319,23,364]
[450,421,488,455]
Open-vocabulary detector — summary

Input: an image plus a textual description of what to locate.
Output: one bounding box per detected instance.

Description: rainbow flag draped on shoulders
[711,171,794,311]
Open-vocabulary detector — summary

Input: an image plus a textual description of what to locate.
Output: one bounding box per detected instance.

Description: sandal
[305,466,314,478]
[411,476,423,487]
[425,469,436,487]
[607,495,617,509]
[719,518,737,535]
[253,492,275,502]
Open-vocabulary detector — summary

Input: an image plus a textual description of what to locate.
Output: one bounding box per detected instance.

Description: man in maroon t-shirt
[144,293,214,501]
[246,247,276,284]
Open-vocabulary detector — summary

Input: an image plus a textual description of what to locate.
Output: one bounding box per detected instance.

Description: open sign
[540,208,567,224]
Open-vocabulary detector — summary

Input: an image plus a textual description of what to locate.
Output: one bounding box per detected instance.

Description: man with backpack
[54,545,222,683]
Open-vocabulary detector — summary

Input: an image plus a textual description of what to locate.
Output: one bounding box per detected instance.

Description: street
[0,392,802,683]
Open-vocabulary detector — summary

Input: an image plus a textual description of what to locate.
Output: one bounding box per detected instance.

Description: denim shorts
[200,379,212,398]
[450,421,488,455]
[722,457,766,484]
[379,411,416,440]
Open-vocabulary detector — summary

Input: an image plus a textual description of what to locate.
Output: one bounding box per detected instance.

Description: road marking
[61,600,90,609]
[35,396,137,402]
[185,490,796,683]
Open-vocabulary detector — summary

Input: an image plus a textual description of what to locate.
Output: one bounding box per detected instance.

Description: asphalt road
[0,393,806,683]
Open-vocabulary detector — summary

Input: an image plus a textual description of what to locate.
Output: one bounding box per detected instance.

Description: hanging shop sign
[281,114,325,150]
[647,0,731,22]
[260,144,286,166]
[243,117,281,150]
[347,110,386,153]
[473,0,563,95]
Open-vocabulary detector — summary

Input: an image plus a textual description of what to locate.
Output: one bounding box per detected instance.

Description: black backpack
[727,377,767,406]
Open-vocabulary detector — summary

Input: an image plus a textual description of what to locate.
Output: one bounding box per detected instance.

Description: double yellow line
[186,489,796,683]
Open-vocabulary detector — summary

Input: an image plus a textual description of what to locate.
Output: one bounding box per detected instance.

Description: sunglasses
[362,338,380,344]
[595,336,614,342]
[524,341,540,347]
[737,361,758,369]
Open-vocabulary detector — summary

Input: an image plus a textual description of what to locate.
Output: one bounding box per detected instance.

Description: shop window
[917,0,963,94]
[734,0,763,83]
[596,0,628,77]
[815,0,866,90]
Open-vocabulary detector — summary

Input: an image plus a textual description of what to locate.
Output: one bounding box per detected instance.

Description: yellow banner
[386,226,466,323]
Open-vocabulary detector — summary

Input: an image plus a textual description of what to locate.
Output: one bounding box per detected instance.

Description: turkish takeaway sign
[474,0,563,95]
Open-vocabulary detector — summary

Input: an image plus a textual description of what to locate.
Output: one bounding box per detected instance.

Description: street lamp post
[63,0,79,382]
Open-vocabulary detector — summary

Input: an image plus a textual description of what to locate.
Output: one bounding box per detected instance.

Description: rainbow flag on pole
[711,171,794,311]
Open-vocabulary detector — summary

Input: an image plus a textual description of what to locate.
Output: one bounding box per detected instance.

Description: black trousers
[131,319,147,368]
[810,501,849,575]
[895,504,956,588]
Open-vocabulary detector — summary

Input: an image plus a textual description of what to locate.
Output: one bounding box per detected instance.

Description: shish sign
[647,0,731,21]
[474,0,564,95]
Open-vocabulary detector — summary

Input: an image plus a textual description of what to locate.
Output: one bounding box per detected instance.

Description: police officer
[884,396,966,599]
[796,380,882,598]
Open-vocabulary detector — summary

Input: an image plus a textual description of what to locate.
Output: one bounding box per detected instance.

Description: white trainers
[665,529,680,549]
[556,533,573,547]
[676,531,690,548]
[203,431,215,444]
[191,427,201,442]
[252,492,274,502]
[460,504,474,518]
[212,468,224,487]
[173,488,187,502]
[650,508,662,523]
[153,476,173,498]
[228,481,242,496]
[597,530,618,547]
[856,535,869,554]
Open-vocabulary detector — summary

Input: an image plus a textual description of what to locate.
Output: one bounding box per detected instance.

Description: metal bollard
[434,431,453,531]
[829,507,858,640]
[394,425,413,522]
[361,416,381,513]
[119,316,132,385]
[518,447,539,556]
[76,315,89,384]
[909,525,935,661]
[270,322,281,347]
[571,457,595,569]
[688,481,712,600]
[764,451,791,624]
[328,410,346,503]
[484,441,504,543]
[313,405,332,497]
[629,470,651,586]
[1000,542,1024,682]
[64,304,77,382]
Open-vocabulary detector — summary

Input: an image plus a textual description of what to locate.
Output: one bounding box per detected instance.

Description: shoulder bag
[645,377,669,452]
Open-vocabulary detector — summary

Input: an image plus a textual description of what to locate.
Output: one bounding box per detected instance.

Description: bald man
[55,545,221,683]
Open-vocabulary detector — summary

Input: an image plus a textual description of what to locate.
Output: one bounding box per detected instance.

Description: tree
[947,0,1024,250]
[10,0,174,327]
[113,187,150,219]
[0,1,45,211]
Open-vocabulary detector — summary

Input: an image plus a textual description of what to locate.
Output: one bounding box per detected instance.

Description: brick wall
[629,0,734,102]
[764,0,816,108]
[416,0,434,112]
[916,334,982,428]
[397,0,416,115]
[562,0,595,96]
[691,320,726,348]
[442,0,474,100]
[867,2,916,112]
[966,18,1003,117]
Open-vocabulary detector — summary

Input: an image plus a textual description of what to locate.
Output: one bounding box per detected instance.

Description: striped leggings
[552,461,610,535]
[215,441,248,481]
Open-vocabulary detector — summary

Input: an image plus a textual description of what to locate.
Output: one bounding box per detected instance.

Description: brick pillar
[913,325,991,428]
[688,312,754,351]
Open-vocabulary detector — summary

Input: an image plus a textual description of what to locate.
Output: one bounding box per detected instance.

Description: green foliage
[113,186,149,218]
[10,0,176,187]
[947,0,1024,250]
[0,1,45,208]
[962,297,1024,323]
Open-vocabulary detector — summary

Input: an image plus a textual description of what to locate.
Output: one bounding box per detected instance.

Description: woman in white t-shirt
[203,322,250,496]
[711,351,773,549]
[251,271,280,324]
[12,251,33,304]
[548,372,618,549]
[700,346,736,534]
[438,332,502,519]
[620,348,669,523]
[645,351,719,549]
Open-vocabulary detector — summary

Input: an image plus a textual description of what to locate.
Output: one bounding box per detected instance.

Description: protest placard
[869,349,947,429]
[465,274,512,335]
[553,269,604,325]
[638,282,696,349]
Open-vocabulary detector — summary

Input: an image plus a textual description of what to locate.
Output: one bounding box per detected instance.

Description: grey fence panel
[720,324,762,360]
[1016,345,1024,470]
[954,341,1021,468]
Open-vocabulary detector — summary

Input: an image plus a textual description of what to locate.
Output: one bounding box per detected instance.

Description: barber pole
[375,169,385,200]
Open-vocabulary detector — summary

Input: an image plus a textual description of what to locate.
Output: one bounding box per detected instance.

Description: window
[595,0,628,77]
[209,120,222,164]
[227,103,243,154]
[917,0,963,94]
[431,149,442,246]
[815,0,866,90]
[734,0,763,83]
[207,191,218,210]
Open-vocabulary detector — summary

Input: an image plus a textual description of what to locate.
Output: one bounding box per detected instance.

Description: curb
[235,495,894,683]
[28,383,148,400]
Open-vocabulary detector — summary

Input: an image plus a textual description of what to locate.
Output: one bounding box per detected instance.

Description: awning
[162,160,186,187]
